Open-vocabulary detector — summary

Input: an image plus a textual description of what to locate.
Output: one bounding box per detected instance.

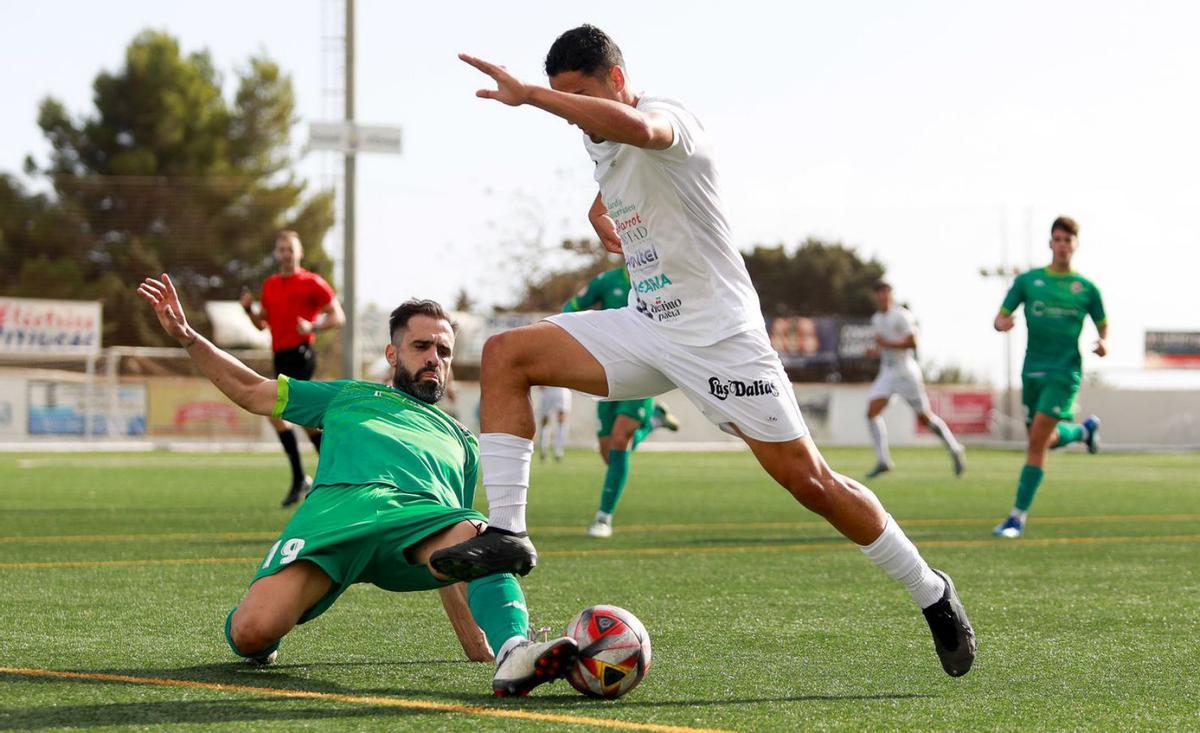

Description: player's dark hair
[1051,216,1079,238]
[544,24,625,78]
[872,280,892,292]
[389,299,454,340]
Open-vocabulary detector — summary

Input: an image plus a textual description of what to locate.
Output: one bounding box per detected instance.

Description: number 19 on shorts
[262,538,306,568]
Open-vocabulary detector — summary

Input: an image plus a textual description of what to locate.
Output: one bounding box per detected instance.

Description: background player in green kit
[993,216,1107,538]
[136,274,578,697]
[562,266,679,538]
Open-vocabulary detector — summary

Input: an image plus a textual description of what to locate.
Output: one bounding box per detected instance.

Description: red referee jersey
[261,268,336,352]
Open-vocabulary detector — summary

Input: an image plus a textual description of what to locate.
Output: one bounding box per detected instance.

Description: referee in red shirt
[241,230,346,506]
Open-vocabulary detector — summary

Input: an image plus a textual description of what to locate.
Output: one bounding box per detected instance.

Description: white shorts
[868,368,931,412]
[536,386,572,420]
[545,308,807,442]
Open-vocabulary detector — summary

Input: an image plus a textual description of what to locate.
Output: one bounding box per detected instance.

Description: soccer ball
[564,604,652,699]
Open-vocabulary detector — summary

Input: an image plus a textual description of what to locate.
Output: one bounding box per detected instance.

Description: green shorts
[251,484,485,624]
[597,399,654,438]
[1022,372,1081,424]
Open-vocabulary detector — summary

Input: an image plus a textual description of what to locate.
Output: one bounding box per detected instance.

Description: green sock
[467,574,529,655]
[1054,422,1085,448]
[1014,464,1045,512]
[224,607,279,659]
[599,449,631,515]
[631,423,653,451]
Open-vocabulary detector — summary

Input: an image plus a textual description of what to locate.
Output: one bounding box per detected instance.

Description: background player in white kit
[865,281,965,478]
[535,386,572,462]
[432,25,975,678]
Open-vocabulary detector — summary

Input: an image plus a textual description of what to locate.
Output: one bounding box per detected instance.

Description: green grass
[1,447,1198,731]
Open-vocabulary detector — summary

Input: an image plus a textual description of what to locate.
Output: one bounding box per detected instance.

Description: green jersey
[563,267,631,312]
[272,376,479,509]
[1001,267,1106,376]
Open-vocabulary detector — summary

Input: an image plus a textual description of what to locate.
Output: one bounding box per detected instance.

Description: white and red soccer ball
[564,604,652,699]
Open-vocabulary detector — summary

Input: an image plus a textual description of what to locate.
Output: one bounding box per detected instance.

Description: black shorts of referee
[273,343,317,381]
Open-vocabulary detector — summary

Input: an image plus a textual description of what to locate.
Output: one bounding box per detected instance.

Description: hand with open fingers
[459,53,530,106]
[136,274,194,344]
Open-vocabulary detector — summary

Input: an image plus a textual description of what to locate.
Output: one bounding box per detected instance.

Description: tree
[743,238,885,317]
[504,237,620,312]
[2,30,333,346]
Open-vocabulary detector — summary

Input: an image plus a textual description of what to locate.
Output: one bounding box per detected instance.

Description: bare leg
[229,561,332,656]
[740,433,886,545]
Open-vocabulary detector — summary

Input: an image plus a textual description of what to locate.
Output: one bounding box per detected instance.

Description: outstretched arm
[437,583,494,663]
[459,54,674,150]
[138,275,278,416]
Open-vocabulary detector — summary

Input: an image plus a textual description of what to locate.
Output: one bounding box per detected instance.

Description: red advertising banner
[917,389,993,435]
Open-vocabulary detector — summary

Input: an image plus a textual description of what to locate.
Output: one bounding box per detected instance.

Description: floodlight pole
[341,0,358,379]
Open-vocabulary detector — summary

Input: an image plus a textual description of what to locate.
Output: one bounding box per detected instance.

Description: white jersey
[871,306,921,375]
[583,96,765,347]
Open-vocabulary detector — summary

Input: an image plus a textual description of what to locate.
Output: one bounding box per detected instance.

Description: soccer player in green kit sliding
[137,275,579,697]
[993,216,1107,538]
[562,267,679,538]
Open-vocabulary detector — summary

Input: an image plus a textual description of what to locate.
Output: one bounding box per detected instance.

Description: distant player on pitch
[139,275,578,696]
[241,231,345,507]
[433,25,975,677]
[865,281,965,478]
[993,216,1106,538]
[534,386,572,462]
[563,266,680,538]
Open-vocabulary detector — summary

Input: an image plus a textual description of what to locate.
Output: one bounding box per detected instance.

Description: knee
[230,609,282,656]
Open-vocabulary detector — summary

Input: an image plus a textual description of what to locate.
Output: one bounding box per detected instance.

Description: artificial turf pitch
[1,447,1197,731]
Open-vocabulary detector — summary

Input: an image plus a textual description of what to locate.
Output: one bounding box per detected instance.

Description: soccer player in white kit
[865,281,966,478]
[534,386,572,462]
[432,25,975,678]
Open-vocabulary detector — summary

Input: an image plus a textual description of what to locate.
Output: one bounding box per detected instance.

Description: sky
[3,0,1199,386]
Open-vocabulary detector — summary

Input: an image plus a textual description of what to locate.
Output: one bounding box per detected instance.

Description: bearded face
[392,360,445,404]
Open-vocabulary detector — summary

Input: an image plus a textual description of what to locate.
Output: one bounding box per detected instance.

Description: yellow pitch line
[0,667,732,733]
[539,534,1200,559]
[4,513,1200,545]
[4,534,1200,570]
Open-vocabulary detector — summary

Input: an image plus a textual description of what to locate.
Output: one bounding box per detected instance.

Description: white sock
[537,426,549,457]
[554,422,568,458]
[860,514,946,609]
[594,511,612,524]
[926,414,962,453]
[868,416,891,465]
[480,433,533,533]
[1010,508,1028,523]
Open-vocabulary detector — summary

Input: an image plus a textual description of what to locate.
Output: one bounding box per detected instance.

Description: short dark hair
[544,24,625,78]
[1051,216,1079,238]
[872,280,892,292]
[389,299,453,341]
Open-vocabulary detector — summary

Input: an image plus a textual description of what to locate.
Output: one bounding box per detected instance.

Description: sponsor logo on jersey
[1030,300,1080,318]
[707,377,781,401]
[634,273,673,294]
[1070,281,1084,294]
[1034,279,1045,287]
[647,297,682,321]
[624,244,659,269]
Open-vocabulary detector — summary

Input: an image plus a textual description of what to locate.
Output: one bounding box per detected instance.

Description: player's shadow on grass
[0,699,442,730]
